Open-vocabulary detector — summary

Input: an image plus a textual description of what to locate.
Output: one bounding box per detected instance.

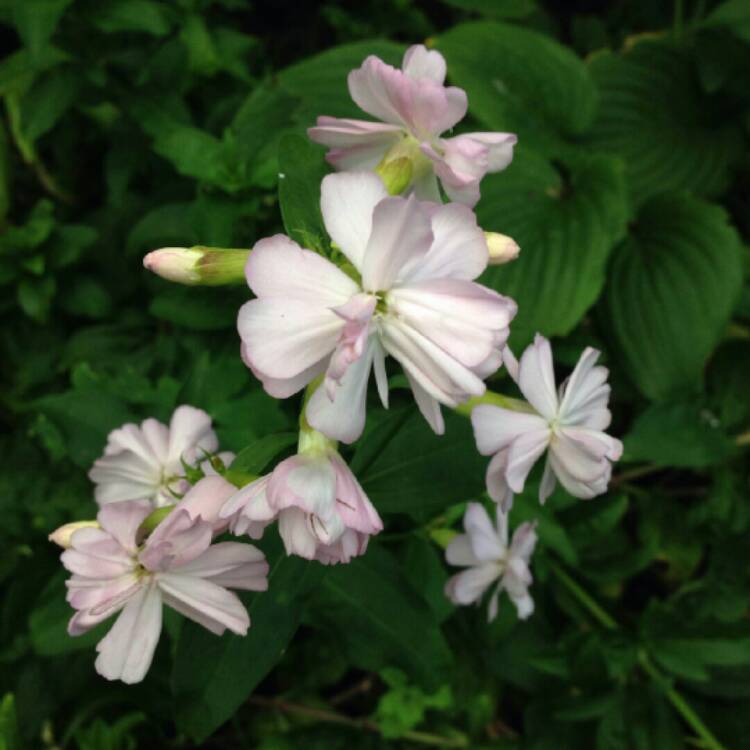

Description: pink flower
[471,335,623,509]
[61,479,268,684]
[445,503,537,621]
[89,405,233,508]
[238,171,516,443]
[308,45,516,206]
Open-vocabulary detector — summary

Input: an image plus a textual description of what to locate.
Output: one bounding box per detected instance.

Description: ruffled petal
[518,334,559,420]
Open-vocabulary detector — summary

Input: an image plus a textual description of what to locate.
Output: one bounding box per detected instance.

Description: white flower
[238,171,516,443]
[471,335,623,509]
[89,405,232,507]
[444,502,537,621]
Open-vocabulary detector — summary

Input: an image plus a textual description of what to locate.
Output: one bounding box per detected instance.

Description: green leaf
[437,0,536,19]
[624,402,733,468]
[226,433,298,480]
[586,39,743,203]
[19,67,79,144]
[91,0,172,36]
[12,0,73,56]
[277,134,330,252]
[605,193,743,399]
[278,40,405,122]
[148,286,244,331]
[17,276,55,322]
[172,538,322,742]
[703,0,750,43]
[476,148,628,346]
[352,407,486,518]
[437,21,598,154]
[311,544,453,689]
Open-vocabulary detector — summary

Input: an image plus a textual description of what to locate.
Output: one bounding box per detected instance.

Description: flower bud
[485,232,520,265]
[143,246,250,286]
[48,520,100,548]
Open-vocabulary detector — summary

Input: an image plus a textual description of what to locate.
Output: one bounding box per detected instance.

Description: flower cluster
[53,43,621,683]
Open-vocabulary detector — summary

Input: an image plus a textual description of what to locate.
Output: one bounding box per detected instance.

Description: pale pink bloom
[308,45,516,206]
[445,502,537,621]
[220,446,382,564]
[61,479,268,684]
[471,335,623,509]
[89,405,233,508]
[238,171,516,442]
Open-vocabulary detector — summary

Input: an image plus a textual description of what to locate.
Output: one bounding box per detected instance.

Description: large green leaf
[436,21,598,154]
[604,193,742,399]
[310,544,453,690]
[351,407,485,518]
[586,39,743,203]
[172,538,322,742]
[475,147,629,346]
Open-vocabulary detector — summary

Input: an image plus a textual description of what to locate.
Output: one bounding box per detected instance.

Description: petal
[331,453,383,534]
[308,116,403,171]
[505,429,551,494]
[246,234,358,306]
[445,533,480,567]
[373,337,389,408]
[400,202,489,283]
[320,171,388,272]
[158,573,249,635]
[388,279,515,368]
[485,449,514,511]
[422,139,483,207]
[94,582,162,684]
[242,344,328,400]
[539,457,557,504]
[62,530,135,579]
[140,511,213,571]
[444,564,499,605]
[306,337,375,443]
[510,521,538,563]
[406,371,444,435]
[557,347,612,429]
[174,476,238,530]
[518,334,559,420]
[268,455,337,520]
[277,507,318,559]
[167,405,218,468]
[471,404,548,456]
[89,451,161,504]
[463,502,503,561]
[238,298,342,381]
[460,132,517,171]
[348,55,413,126]
[361,195,433,292]
[402,44,447,84]
[175,542,269,591]
[96,501,152,554]
[314,528,369,565]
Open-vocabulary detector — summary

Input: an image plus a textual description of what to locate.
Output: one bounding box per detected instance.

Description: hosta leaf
[604,193,742,399]
[586,39,743,203]
[476,147,629,346]
[437,21,598,154]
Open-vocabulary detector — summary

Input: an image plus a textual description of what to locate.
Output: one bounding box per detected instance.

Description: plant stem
[248,696,468,748]
[638,652,728,750]
[454,390,531,417]
[552,565,728,750]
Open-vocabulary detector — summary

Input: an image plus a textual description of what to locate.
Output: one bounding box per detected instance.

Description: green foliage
[1,1,749,749]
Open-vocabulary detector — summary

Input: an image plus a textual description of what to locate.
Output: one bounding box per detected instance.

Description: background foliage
[1,0,749,748]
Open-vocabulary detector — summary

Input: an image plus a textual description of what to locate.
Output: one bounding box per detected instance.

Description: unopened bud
[485,232,520,265]
[49,520,100,548]
[143,246,250,286]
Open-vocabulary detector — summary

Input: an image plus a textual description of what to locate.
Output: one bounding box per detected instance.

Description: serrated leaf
[476,148,628,346]
[437,21,598,154]
[605,193,743,399]
[586,39,743,203]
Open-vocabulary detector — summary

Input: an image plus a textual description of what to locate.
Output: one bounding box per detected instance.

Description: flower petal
[505,429,551,494]
[518,334,559,420]
[167,405,218,468]
[94,581,162,684]
[321,171,388,272]
[471,404,548,456]
[444,564,499,606]
[463,502,503,561]
[402,44,447,84]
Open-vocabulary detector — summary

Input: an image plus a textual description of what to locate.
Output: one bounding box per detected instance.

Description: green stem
[552,565,727,750]
[248,696,468,748]
[454,390,531,417]
[638,652,728,750]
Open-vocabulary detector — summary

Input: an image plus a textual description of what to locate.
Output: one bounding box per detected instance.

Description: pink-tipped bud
[143,246,250,286]
[485,232,520,265]
[48,520,100,549]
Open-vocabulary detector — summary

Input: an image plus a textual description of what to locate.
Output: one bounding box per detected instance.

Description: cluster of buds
[53,43,622,682]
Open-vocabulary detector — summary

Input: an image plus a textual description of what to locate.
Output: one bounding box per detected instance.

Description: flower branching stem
[552,564,728,750]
